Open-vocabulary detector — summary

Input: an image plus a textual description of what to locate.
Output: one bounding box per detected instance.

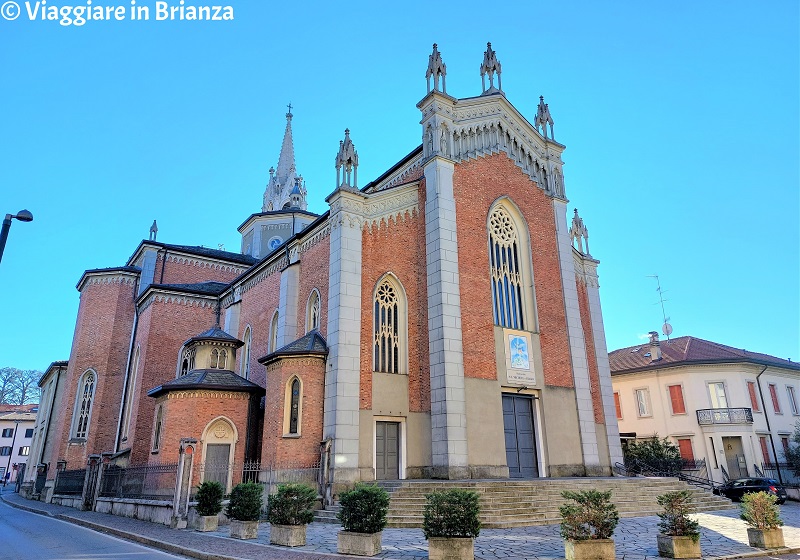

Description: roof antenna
[647,274,673,341]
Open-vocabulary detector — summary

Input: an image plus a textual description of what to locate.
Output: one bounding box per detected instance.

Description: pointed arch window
[72,370,96,439]
[241,327,252,379]
[210,348,227,369]
[289,378,300,434]
[152,405,163,452]
[489,206,526,330]
[373,276,407,374]
[270,311,279,352]
[180,347,195,377]
[307,290,321,333]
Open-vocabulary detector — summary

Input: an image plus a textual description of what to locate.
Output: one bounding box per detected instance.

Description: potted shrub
[337,484,390,556]
[422,489,481,560]
[194,481,225,532]
[226,482,262,539]
[267,483,317,547]
[559,490,619,560]
[656,490,701,558]
[740,491,785,549]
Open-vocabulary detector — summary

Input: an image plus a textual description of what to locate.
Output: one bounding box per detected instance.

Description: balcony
[696,407,753,425]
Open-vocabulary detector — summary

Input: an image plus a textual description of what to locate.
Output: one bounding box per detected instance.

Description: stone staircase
[313,477,733,528]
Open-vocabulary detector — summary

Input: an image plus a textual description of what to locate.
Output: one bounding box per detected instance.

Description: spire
[426,43,447,94]
[262,105,307,212]
[480,42,502,95]
[335,129,359,190]
[569,208,590,256]
[535,95,555,140]
[149,220,158,241]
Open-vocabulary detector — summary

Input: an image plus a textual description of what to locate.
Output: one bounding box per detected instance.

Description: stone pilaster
[553,199,600,471]
[324,188,366,483]
[277,261,300,346]
[582,260,624,467]
[423,155,469,479]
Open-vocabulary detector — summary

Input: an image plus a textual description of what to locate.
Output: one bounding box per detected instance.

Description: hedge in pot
[740,491,785,549]
[559,490,619,560]
[656,490,701,559]
[226,482,262,540]
[422,489,481,560]
[337,484,390,556]
[266,483,317,547]
[194,481,225,532]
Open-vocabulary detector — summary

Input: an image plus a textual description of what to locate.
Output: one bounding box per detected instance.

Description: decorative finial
[426,42,447,94]
[335,128,359,189]
[535,96,555,140]
[149,220,158,241]
[480,41,502,94]
[569,208,590,256]
[286,102,293,119]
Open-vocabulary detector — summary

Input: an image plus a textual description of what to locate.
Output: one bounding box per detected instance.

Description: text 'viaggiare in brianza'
[1,1,235,25]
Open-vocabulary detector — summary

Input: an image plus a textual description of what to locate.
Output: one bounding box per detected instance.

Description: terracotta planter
[195,515,219,532]
[229,519,259,540]
[657,534,701,559]
[747,527,785,549]
[565,538,615,560]
[338,531,382,556]
[428,537,474,560]
[270,523,307,547]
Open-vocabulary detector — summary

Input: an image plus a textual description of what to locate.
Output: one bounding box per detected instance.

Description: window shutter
[614,392,622,419]
[677,439,694,461]
[759,436,771,464]
[668,385,686,414]
[747,382,760,412]
[769,384,781,413]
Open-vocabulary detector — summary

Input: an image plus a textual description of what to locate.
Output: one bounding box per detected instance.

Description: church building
[44,43,623,494]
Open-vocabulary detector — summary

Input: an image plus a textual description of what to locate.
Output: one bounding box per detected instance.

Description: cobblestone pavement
[4,489,800,560]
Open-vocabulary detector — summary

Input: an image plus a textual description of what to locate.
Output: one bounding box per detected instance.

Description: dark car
[713,478,788,504]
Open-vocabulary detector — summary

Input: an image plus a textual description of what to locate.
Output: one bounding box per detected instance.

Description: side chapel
[45,43,623,494]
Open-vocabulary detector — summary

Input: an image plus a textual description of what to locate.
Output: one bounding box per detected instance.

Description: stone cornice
[166,390,250,400]
[329,182,419,231]
[264,356,326,371]
[77,269,139,293]
[370,157,424,193]
[573,249,600,288]
[163,253,246,274]
[137,289,217,313]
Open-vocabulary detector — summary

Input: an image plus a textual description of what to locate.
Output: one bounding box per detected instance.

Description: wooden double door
[503,394,539,478]
[376,421,400,480]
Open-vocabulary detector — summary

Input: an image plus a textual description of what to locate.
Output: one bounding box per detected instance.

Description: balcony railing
[696,407,753,425]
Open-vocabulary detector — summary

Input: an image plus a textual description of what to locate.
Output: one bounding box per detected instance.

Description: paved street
[0,497,188,560]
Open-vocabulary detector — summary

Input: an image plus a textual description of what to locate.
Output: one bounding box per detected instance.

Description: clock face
[268,236,283,251]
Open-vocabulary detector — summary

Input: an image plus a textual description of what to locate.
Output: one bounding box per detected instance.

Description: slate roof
[147,369,264,398]
[258,330,328,365]
[128,240,258,267]
[609,336,800,375]
[184,326,244,348]
[150,282,229,296]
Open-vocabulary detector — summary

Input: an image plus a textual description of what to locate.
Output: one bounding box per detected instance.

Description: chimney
[648,331,662,362]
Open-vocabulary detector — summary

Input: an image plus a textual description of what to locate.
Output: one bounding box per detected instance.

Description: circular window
[268,236,283,251]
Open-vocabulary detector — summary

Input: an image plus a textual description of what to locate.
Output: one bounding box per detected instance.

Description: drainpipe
[755,365,783,484]
[114,276,141,452]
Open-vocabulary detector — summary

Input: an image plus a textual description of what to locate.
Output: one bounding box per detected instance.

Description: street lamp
[0,209,34,265]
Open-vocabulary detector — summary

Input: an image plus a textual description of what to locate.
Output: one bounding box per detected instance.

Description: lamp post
[0,209,34,265]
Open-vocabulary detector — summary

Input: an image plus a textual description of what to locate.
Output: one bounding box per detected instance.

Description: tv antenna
[647,274,673,340]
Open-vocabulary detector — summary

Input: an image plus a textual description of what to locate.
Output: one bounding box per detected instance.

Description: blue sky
[1,1,797,372]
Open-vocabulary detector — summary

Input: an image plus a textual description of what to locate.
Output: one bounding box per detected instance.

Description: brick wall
[295,237,330,339]
[453,154,574,387]
[360,201,431,413]
[236,270,282,389]
[154,253,246,286]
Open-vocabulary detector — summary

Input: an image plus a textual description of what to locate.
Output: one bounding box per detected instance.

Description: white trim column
[278,262,300,347]
[553,199,600,470]
[324,188,366,483]
[424,155,469,479]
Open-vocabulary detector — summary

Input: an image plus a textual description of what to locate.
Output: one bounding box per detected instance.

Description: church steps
[313,477,734,528]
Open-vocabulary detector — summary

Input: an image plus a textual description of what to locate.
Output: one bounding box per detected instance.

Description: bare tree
[0,367,42,405]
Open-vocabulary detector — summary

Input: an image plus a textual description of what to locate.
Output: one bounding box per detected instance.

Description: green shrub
[623,435,683,474]
[657,490,700,541]
[195,481,225,517]
[422,489,481,539]
[740,491,784,530]
[559,490,619,541]
[226,482,263,522]
[337,484,390,534]
[266,483,317,526]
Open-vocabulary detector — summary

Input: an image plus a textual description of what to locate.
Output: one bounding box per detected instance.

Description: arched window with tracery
[373,276,407,374]
[209,348,227,369]
[306,290,321,333]
[289,378,301,434]
[488,205,526,330]
[179,346,195,377]
[72,370,96,439]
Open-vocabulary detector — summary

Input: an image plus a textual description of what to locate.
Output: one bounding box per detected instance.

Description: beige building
[0,409,37,484]
[610,333,800,484]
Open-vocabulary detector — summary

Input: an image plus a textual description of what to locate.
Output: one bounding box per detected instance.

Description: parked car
[713,478,787,504]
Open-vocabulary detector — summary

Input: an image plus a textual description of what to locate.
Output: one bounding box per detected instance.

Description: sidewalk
[3,488,800,560]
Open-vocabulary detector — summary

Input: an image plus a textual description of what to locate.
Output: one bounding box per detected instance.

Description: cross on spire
[286,102,293,118]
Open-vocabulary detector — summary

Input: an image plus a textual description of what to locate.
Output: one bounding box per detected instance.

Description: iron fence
[99,462,179,501]
[762,462,800,487]
[696,407,754,425]
[53,468,86,496]
[192,461,322,513]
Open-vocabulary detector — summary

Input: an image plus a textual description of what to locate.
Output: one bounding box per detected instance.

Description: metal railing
[614,460,717,491]
[761,462,800,487]
[696,408,753,425]
[53,468,86,495]
[99,462,179,501]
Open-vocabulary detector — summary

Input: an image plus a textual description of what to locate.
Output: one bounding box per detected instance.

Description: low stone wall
[50,494,83,508]
[94,497,174,526]
[787,487,800,502]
